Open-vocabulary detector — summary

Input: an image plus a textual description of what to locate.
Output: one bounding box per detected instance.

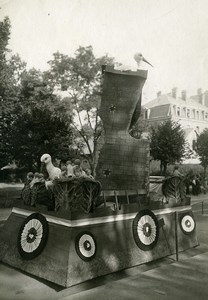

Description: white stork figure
[115,53,153,72]
[134,52,153,69]
[40,154,61,180]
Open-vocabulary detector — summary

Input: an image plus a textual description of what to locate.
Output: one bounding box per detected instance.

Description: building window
[187,109,190,118]
[176,107,180,117]
[172,105,176,116]
[205,113,208,120]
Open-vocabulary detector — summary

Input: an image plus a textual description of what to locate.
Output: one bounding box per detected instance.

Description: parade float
[0,66,198,287]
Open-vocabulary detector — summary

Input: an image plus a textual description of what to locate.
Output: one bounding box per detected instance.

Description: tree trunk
[163,162,167,176]
[160,161,163,175]
[160,162,167,176]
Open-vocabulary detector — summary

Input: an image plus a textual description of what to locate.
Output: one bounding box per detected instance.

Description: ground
[0,189,208,300]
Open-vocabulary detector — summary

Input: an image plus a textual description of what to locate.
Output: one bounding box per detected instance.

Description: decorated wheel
[75,231,96,261]
[180,212,196,235]
[17,213,49,260]
[132,209,159,251]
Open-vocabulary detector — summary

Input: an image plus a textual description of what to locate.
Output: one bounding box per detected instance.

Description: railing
[191,199,208,215]
[101,189,147,211]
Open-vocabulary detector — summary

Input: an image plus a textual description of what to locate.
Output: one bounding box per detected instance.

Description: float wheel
[75,231,96,261]
[132,209,159,251]
[179,212,196,235]
[17,213,49,260]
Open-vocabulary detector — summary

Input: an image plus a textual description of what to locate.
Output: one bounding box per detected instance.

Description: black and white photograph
[0,0,208,299]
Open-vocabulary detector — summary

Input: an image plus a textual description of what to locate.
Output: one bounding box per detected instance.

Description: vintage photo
[0,1,208,299]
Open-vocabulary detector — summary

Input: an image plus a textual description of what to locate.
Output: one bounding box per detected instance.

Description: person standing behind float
[192,175,197,195]
[195,174,201,195]
[173,165,184,177]
[21,172,34,205]
[184,172,192,195]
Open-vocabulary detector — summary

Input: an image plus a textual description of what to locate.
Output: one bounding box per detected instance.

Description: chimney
[181,90,187,101]
[204,91,208,107]
[172,87,177,98]
[197,88,203,104]
[157,91,161,97]
[197,88,202,95]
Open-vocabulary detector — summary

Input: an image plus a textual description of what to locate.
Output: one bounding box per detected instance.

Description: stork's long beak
[143,57,153,67]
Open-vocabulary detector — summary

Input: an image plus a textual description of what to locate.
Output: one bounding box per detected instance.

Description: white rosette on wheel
[17,213,48,259]
[75,232,96,261]
[132,209,159,251]
[180,212,196,235]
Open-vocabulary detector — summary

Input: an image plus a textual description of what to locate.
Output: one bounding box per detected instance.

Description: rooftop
[144,93,208,111]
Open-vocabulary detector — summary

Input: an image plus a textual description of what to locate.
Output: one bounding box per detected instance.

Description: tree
[44,46,115,174]
[150,120,186,175]
[195,128,208,182]
[0,16,11,96]
[2,66,74,171]
[9,105,73,171]
[129,107,150,139]
[0,17,21,167]
[0,19,74,170]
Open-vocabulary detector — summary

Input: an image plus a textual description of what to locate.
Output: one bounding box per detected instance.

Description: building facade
[143,88,208,163]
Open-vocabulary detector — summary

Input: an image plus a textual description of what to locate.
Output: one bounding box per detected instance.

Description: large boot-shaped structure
[96,66,149,193]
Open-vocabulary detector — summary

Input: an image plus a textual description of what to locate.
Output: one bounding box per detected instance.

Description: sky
[1,0,208,103]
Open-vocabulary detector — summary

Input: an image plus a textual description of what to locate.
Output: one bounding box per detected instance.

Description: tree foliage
[150,120,186,175]
[0,16,11,95]
[9,106,73,170]
[0,17,16,167]
[129,107,150,139]
[0,17,74,171]
[0,19,115,174]
[44,46,115,173]
[195,128,208,179]
[3,66,74,170]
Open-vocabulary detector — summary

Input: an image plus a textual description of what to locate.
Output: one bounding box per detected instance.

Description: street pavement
[0,194,208,300]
